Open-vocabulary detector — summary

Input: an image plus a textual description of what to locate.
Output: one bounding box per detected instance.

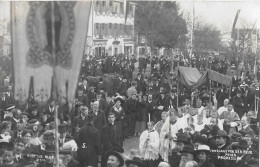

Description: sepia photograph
[0,0,259,166]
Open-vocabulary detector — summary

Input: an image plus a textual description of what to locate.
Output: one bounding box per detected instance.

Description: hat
[26,123,43,133]
[214,130,229,139]
[21,112,30,119]
[231,139,248,150]
[114,96,124,104]
[6,104,15,111]
[105,143,124,167]
[160,90,166,94]
[195,145,210,154]
[86,114,95,123]
[231,132,242,139]
[40,130,55,144]
[193,135,207,145]
[131,81,137,86]
[105,151,124,167]
[173,133,190,144]
[180,145,195,155]
[125,157,146,167]
[58,124,67,133]
[89,86,96,90]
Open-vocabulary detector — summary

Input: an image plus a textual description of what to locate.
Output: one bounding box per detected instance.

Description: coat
[232,95,245,118]
[77,123,101,167]
[92,110,106,133]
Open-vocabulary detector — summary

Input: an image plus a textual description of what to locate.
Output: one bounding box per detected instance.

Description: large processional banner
[12,1,91,106]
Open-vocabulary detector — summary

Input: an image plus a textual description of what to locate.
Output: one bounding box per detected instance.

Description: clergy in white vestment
[193,114,207,132]
[139,121,160,167]
[159,109,189,162]
[195,99,205,118]
[217,99,229,116]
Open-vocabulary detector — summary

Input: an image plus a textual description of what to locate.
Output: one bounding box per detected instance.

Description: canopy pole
[209,79,212,104]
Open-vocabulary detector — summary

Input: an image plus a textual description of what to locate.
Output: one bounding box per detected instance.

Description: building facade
[85,0,136,57]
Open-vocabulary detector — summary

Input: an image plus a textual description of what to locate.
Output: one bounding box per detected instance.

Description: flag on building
[12,1,91,106]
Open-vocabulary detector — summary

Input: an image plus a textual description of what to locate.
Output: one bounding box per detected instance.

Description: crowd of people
[0,53,259,167]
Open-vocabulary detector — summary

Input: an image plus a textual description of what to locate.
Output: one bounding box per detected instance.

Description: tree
[135,1,187,52]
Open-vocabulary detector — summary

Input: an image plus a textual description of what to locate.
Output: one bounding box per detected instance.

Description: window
[120,2,124,14]
[101,1,106,13]
[95,23,100,35]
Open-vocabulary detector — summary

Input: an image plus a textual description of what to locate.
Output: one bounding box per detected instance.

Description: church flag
[12,1,91,106]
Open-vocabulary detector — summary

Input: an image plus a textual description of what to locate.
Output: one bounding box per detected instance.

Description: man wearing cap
[219,104,240,135]
[77,114,101,167]
[232,90,245,118]
[179,145,195,167]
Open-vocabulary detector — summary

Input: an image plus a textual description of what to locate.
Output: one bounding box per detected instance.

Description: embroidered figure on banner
[26,1,76,69]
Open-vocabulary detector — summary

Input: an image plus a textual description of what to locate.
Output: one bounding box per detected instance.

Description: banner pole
[51,2,59,166]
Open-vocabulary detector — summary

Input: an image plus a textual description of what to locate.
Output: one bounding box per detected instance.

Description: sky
[179,1,260,35]
[1,1,260,38]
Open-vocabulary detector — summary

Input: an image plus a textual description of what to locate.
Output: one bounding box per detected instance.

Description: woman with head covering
[109,96,125,145]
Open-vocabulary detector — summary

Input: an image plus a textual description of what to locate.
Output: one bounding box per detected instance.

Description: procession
[0,1,259,167]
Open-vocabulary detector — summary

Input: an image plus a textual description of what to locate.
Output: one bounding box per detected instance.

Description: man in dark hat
[125,157,146,167]
[155,90,169,122]
[213,130,231,167]
[179,145,195,167]
[58,124,73,147]
[77,114,101,167]
[105,144,124,167]
[230,139,259,167]
[169,133,191,167]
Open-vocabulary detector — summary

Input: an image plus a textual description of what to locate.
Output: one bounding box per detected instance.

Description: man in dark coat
[155,90,169,122]
[124,93,137,138]
[212,130,231,167]
[101,112,120,167]
[77,114,101,167]
[76,87,90,108]
[146,94,156,122]
[91,101,106,133]
[117,77,129,97]
[232,91,245,118]
[72,106,88,140]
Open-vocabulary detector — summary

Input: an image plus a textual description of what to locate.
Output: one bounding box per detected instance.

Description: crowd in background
[0,53,259,167]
